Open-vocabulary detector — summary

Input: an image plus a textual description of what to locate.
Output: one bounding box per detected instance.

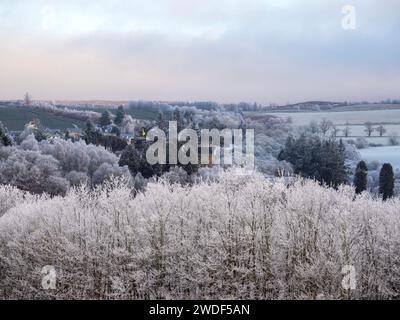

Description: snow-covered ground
[263,109,400,146]
[359,146,400,168]
[265,109,400,126]
[336,124,400,137]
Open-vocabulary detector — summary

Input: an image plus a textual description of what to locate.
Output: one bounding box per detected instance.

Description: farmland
[359,146,400,168]
[259,108,400,146]
[251,105,400,168]
[264,109,400,126]
[0,105,85,131]
[0,103,159,132]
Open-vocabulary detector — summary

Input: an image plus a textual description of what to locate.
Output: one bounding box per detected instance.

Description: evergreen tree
[85,121,98,145]
[354,161,368,194]
[278,134,348,188]
[379,163,394,201]
[119,145,156,178]
[335,139,349,184]
[98,111,112,128]
[111,126,121,136]
[103,135,127,152]
[114,105,125,126]
[0,122,12,146]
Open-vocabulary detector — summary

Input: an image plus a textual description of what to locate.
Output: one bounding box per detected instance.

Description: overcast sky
[0,0,399,104]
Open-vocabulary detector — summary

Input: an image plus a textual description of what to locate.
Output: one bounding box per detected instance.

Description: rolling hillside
[0,105,85,131]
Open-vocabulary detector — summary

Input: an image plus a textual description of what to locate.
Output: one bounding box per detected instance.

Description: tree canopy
[278,134,348,188]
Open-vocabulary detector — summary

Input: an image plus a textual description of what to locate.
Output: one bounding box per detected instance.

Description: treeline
[0,135,130,196]
[278,134,348,188]
[278,134,397,200]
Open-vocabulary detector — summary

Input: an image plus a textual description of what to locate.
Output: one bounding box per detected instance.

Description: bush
[355,137,369,149]
[0,136,131,195]
[388,134,400,146]
[0,172,400,299]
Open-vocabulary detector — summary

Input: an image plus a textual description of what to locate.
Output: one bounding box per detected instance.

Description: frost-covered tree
[319,119,333,136]
[0,122,12,146]
[0,144,69,195]
[388,134,399,146]
[0,135,131,195]
[0,172,400,299]
[308,120,320,134]
[364,122,374,137]
[343,122,351,137]
[18,118,46,142]
[376,124,387,137]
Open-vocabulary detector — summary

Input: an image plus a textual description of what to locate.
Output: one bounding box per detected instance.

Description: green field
[112,108,158,120]
[0,106,85,131]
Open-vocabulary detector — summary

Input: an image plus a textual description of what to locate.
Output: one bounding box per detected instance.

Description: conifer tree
[354,161,368,194]
[278,134,348,188]
[114,106,125,126]
[0,122,12,146]
[99,111,112,128]
[379,163,394,201]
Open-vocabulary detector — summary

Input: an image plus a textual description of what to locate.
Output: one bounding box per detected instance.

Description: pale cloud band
[0,0,399,103]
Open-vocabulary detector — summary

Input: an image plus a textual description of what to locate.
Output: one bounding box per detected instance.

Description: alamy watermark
[341,265,356,290]
[41,265,57,290]
[145,121,255,173]
[342,5,357,30]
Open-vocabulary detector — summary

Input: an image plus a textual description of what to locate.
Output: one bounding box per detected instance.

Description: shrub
[0,172,399,299]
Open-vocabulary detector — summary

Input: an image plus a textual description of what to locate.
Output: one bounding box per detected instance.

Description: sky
[0,0,399,104]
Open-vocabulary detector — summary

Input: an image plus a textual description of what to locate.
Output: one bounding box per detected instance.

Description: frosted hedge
[0,171,399,299]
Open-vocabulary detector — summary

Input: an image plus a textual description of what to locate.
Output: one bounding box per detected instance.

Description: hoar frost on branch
[0,135,131,195]
[0,170,399,299]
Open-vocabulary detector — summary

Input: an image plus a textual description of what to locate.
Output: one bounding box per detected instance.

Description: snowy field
[261,109,400,146]
[265,109,400,126]
[336,124,400,137]
[359,146,400,168]
[341,136,390,145]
